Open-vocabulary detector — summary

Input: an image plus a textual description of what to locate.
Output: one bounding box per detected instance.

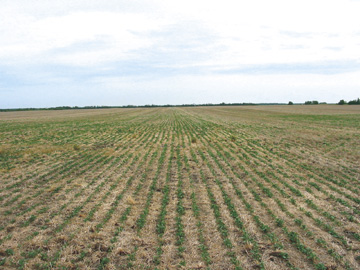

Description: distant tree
[305,100,319,105]
[338,99,346,105]
[288,101,293,105]
[348,98,360,105]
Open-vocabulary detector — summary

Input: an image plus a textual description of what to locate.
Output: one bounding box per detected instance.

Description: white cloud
[0,0,360,107]
[0,10,168,66]
[2,0,360,67]
[152,0,360,66]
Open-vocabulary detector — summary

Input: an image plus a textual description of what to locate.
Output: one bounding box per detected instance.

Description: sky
[1,0,360,108]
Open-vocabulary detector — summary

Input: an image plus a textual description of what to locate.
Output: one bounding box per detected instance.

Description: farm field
[0,105,360,270]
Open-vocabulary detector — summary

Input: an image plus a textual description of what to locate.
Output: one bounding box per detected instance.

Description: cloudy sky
[1,0,360,108]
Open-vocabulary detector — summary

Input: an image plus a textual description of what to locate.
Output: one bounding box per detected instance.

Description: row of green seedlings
[0,119,127,196]
[178,124,212,268]
[300,149,359,193]
[246,136,360,213]
[199,129,354,269]
[96,126,169,269]
[6,121,153,220]
[244,147,346,226]
[1,125,154,268]
[288,132,360,179]
[256,164,354,246]
[299,174,357,223]
[83,127,160,225]
[59,122,164,269]
[196,148,328,269]
[246,168,351,266]
[0,151,116,251]
[96,148,162,270]
[94,126,165,232]
[175,112,212,264]
[80,150,161,270]
[135,146,169,231]
[154,115,187,268]
[231,146,352,249]
[182,116,330,268]
[230,131,358,224]
[123,141,170,268]
[198,150,282,268]
[0,148,75,199]
[31,128,160,270]
[95,119,171,269]
[0,129,53,178]
[220,115,357,194]
[276,143,359,197]
[4,154,123,270]
[177,112,232,266]
[155,114,187,267]
[173,112,186,147]
[1,137,116,265]
[37,154,131,235]
[83,152,141,224]
[0,126,130,211]
[27,156,143,269]
[201,125,352,261]
[1,133,134,228]
[0,154,112,245]
[0,131,59,184]
[0,116,150,204]
[173,144,187,267]
[178,119,244,268]
[246,138,360,225]
[262,131,360,193]
[301,162,359,200]
[9,228,80,270]
[3,151,106,220]
[0,148,90,208]
[153,135,175,266]
[212,126,356,238]
[183,116,289,251]
[199,167,243,270]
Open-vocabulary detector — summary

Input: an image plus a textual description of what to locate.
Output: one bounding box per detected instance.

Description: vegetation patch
[0,105,359,269]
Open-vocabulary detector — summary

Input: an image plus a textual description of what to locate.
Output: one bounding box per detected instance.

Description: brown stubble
[1,106,359,269]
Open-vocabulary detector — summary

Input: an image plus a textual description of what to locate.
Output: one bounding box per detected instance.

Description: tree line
[286,98,359,105]
[337,98,360,105]
[1,99,359,112]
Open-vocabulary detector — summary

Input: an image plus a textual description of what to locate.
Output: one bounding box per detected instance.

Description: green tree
[348,98,360,105]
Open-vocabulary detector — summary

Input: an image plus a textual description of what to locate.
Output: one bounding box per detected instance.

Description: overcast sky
[1,0,360,108]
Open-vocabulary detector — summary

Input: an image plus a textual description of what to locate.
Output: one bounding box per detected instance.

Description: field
[0,105,359,270]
